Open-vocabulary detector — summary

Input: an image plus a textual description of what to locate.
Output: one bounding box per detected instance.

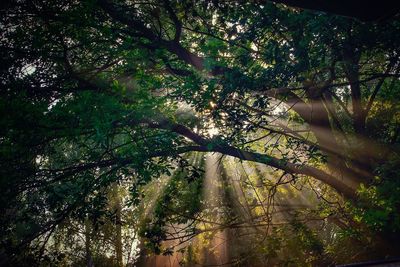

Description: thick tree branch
[162,0,182,42]
[149,119,357,200]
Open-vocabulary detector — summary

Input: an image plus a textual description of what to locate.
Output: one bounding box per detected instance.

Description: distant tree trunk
[113,184,123,267]
[116,200,123,267]
[85,217,94,267]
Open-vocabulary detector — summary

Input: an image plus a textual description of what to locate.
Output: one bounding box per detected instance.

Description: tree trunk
[113,183,123,267]
[85,217,94,267]
[116,200,123,267]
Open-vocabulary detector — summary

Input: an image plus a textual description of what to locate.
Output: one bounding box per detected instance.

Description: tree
[271,0,400,21]
[1,0,399,265]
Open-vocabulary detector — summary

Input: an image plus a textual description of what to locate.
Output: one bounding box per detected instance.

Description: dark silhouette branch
[148,118,357,200]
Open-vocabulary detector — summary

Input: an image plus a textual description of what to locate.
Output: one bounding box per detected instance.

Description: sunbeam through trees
[1,1,400,266]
